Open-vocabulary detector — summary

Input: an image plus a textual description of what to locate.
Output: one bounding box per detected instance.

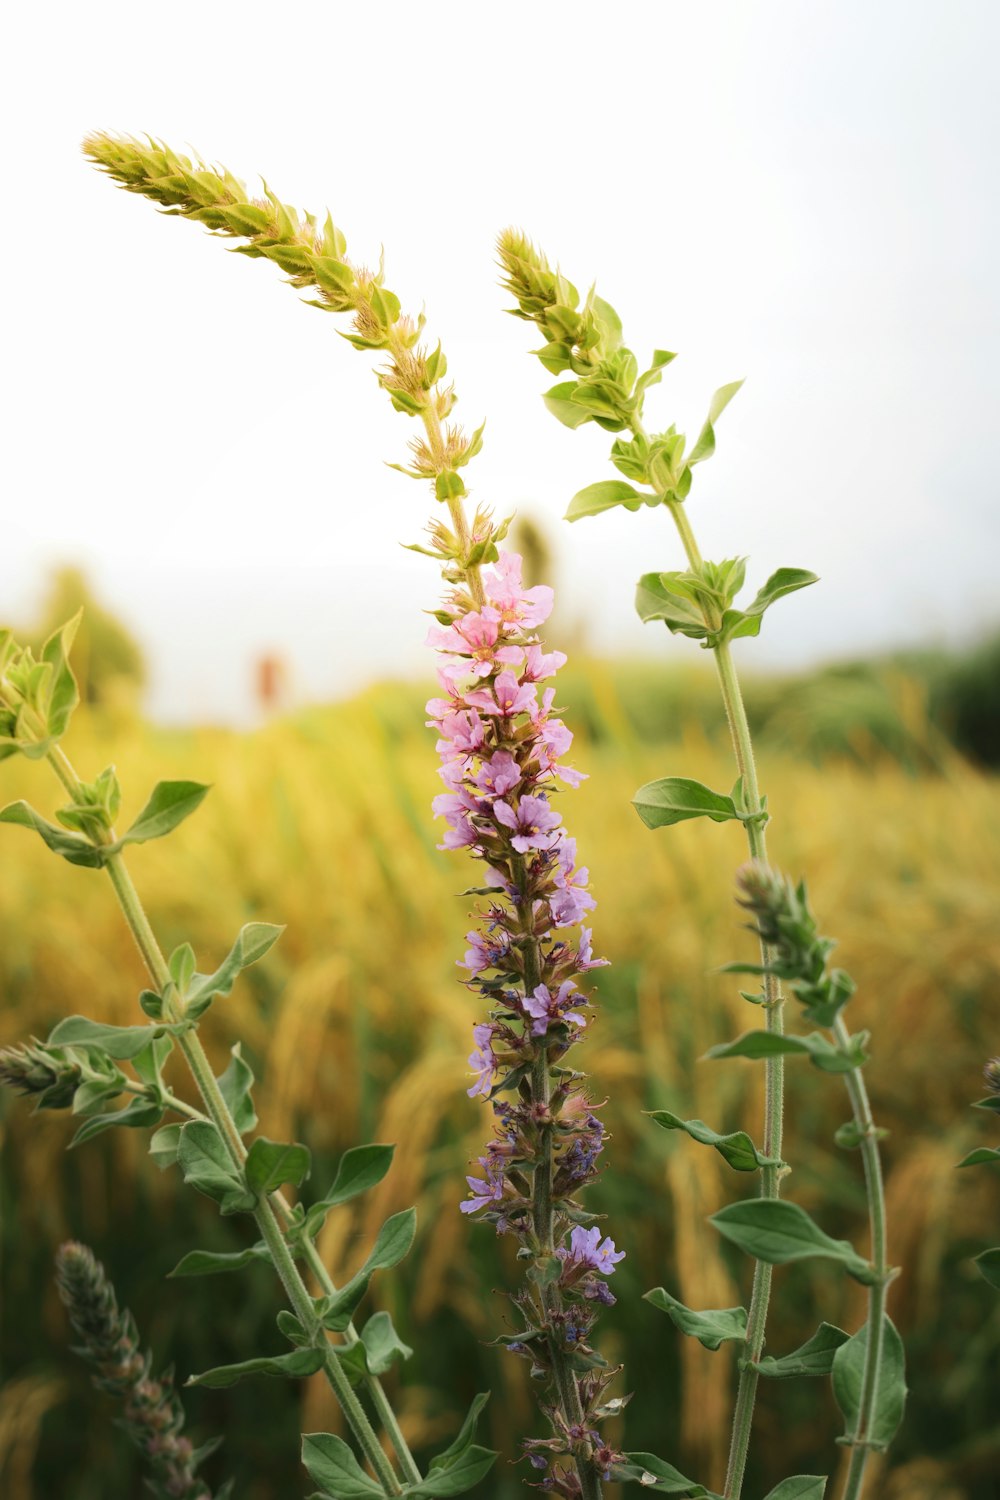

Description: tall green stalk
[43,744,408,1497]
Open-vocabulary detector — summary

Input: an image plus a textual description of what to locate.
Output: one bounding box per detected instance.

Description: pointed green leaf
[358,1310,413,1375]
[566,479,646,522]
[407,1447,498,1497]
[756,1323,850,1378]
[47,1015,169,1061]
[762,1480,827,1500]
[428,1393,491,1474]
[168,1244,270,1278]
[974,1247,1000,1290]
[70,1095,162,1148]
[185,922,285,1014]
[0,800,105,867]
[634,575,709,637]
[543,381,593,429]
[633,778,739,830]
[359,1207,417,1276]
[957,1146,1000,1168]
[115,780,210,847]
[705,1029,868,1074]
[218,1044,257,1136]
[643,1288,747,1350]
[150,1123,182,1169]
[178,1121,255,1215]
[40,611,82,741]
[245,1137,311,1197]
[187,1347,324,1389]
[648,1111,780,1172]
[711,1200,876,1284]
[687,380,744,466]
[721,568,819,643]
[304,1144,395,1235]
[317,1272,372,1332]
[832,1316,907,1448]
[612,1453,722,1496]
[302,1432,386,1499]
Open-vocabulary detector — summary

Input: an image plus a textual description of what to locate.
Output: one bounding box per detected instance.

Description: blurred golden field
[1,663,999,1499]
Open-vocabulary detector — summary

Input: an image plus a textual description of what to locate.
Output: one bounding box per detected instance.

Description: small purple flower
[577,928,609,971]
[467,1023,498,1099]
[564,1225,625,1275]
[460,1158,506,1214]
[523,981,586,1037]
[494,794,562,853]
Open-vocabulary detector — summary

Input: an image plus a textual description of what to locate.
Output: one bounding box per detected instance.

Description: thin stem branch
[833,1015,889,1500]
[41,748,406,1497]
[658,514,785,1500]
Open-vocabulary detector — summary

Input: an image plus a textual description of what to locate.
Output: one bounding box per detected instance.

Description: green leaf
[70,1095,162,1148]
[974,1247,1000,1290]
[407,1447,498,1498]
[648,1110,780,1172]
[185,922,285,1015]
[277,1310,310,1346]
[245,1137,311,1197]
[687,379,744,466]
[150,1123,182,1169]
[720,568,819,643]
[711,1200,876,1284]
[543,381,593,429]
[633,777,739,830]
[358,1310,413,1375]
[304,1143,395,1235]
[756,1323,850,1378]
[47,1015,169,1061]
[428,1393,491,1474]
[705,1029,868,1074]
[643,1288,747,1351]
[218,1044,257,1135]
[761,1480,827,1500]
[302,1432,386,1499]
[612,1452,721,1496]
[0,800,105,867]
[566,479,646,522]
[359,1207,417,1276]
[634,575,709,638]
[957,1146,1000,1168]
[177,1121,255,1215]
[168,1244,270,1278]
[115,780,210,847]
[317,1272,371,1332]
[187,1347,324,1389]
[41,611,82,742]
[832,1316,907,1448]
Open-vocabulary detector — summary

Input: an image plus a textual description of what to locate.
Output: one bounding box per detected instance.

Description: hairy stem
[43,749,407,1496]
[662,510,785,1500]
[834,1015,889,1500]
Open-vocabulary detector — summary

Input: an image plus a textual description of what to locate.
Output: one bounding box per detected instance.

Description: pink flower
[523,643,567,681]
[465,671,538,719]
[473,751,521,799]
[484,553,554,631]
[494,794,563,853]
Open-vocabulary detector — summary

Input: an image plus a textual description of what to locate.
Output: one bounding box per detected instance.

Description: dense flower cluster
[427,550,624,1493]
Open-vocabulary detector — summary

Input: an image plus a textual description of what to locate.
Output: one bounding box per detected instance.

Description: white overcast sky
[3,0,997,723]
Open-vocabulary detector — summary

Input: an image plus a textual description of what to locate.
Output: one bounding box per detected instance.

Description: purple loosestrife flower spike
[427,548,624,1489]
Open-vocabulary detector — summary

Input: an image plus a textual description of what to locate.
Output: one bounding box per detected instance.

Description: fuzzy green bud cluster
[55,1242,226,1500]
[0,616,80,762]
[735,862,857,1028]
[0,1041,85,1109]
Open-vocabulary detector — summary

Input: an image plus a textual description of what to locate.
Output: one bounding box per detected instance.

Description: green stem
[44,749,405,1497]
[834,1015,889,1500]
[660,509,785,1500]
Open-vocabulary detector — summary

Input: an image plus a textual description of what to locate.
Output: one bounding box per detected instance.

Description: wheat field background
[1,662,998,1499]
